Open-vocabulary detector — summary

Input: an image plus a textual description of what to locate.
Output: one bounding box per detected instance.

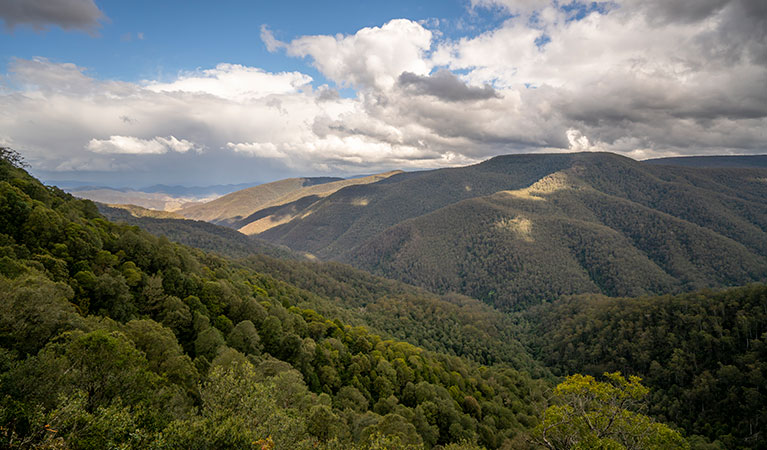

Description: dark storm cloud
[397,70,500,102]
[0,0,104,32]
[631,0,730,24]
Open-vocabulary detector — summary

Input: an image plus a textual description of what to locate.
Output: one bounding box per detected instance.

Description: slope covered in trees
[99,204,302,260]
[0,152,551,449]
[524,284,767,448]
[347,161,767,310]
[99,204,538,369]
[245,153,767,310]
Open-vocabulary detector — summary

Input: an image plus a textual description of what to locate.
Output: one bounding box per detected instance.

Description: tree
[531,372,688,450]
[0,147,28,168]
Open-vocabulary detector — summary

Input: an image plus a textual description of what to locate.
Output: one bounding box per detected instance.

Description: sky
[0,0,765,187]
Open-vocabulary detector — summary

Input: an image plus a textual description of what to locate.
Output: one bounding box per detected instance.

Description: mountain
[137,182,263,196]
[254,152,767,310]
[98,204,302,260]
[644,154,767,168]
[232,171,404,235]
[0,153,551,449]
[178,172,402,230]
[69,187,211,211]
[177,176,344,225]
[257,154,579,257]
[103,203,185,219]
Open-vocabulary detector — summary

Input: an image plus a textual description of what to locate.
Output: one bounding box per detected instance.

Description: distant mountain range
[105,152,767,312]
[66,178,344,212]
[177,172,402,229]
[209,152,765,311]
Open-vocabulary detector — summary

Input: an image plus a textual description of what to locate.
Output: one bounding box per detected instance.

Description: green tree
[531,372,688,450]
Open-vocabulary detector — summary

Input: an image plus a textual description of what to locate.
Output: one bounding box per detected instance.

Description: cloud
[87,136,196,155]
[469,0,553,15]
[0,0,104,32]
[397,70,500,102]
[260,25,285,52]
[145,64,312,101]
[1,5,765,186]
[282,19,433,89]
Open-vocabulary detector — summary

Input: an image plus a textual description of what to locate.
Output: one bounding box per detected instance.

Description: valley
[2,150,765,449]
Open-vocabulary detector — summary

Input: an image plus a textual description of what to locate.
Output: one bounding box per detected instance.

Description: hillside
[98,204,302,260]
[252,153,767,310]
[104,203,185,219]
[234,171,404,235]
[70,187,214,211]
[178,176,343,224]
[258,153,580,257]
[644,154,767,168]
[98,203,541,369]
[0,153,553,449]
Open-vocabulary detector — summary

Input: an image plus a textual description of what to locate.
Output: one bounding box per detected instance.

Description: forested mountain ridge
[245,152,767,310]
[0,152,551,449]
[257,153,581,258]
[99,204,304,261]
[348,163,767,310]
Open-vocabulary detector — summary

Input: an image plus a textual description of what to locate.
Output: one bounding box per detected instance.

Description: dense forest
[344,156,767,310]
[525,285,767,449]
[2,149,764,449]
[0,152,550,448]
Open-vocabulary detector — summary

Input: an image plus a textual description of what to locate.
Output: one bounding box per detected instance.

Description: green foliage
[0,156,545,449]
[527,285,767,448]
[531,373,688,450]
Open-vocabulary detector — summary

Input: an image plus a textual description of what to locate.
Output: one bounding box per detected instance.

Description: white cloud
[284,19,433,89]
[260,25,285,52]
[1,4,765,185]
[145,63,312,101]
[87,135,196,155]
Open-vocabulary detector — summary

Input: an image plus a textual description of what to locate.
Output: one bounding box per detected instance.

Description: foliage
[531,372,688,450]
[0,156,545,448]
[0,147,28,169]
[526,285,767,448]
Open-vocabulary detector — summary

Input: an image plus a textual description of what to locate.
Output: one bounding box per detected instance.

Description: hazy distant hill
[104,203,185,219]
[177,177,343,224]
[644,154,767,168]
[254,152,767,310]
[179,172,403,230]
[233,171,404,234]
[68,181,269,211]
[70,188,213,211]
